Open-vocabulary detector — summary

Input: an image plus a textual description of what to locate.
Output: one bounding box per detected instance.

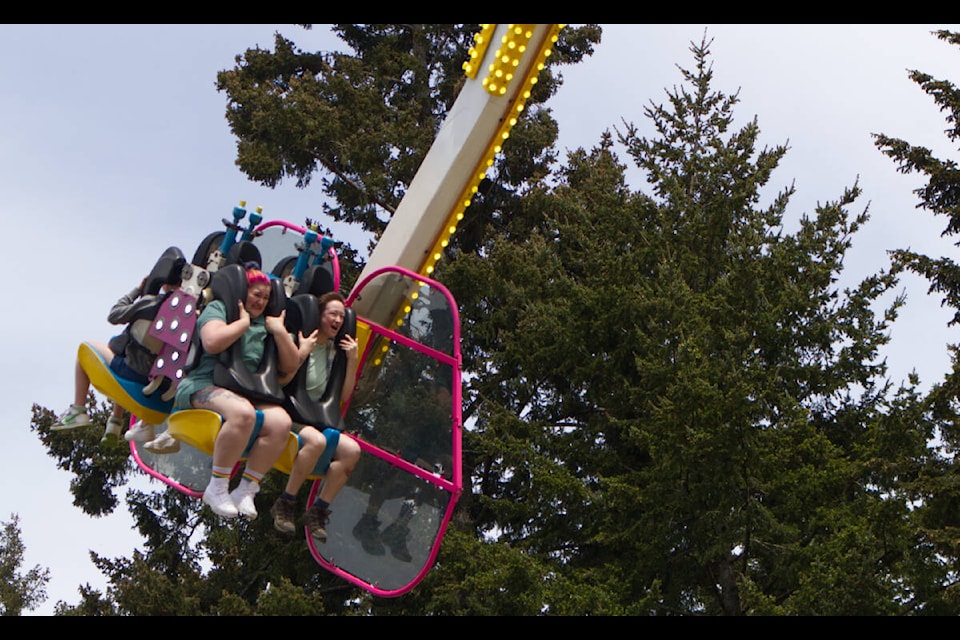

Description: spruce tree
[31,23,602,615]
[439,33,933,615]
[0,514,51,616]
[874,29,960,614]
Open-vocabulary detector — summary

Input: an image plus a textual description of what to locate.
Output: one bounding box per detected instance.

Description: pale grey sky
[2,24,957,615]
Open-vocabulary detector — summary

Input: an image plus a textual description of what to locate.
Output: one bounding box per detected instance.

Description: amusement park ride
[74,24,563,596]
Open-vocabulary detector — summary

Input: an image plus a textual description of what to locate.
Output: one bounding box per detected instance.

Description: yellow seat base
[167,409,309,477]
[166,409,222,455]
[77,342,172,426]
[273,434,302,476]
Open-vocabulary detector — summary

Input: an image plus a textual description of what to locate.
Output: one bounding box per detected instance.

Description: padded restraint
[191,231,224,268]
[144,246,187,295]
[271,255,297,279]
[295,262,336,297]
[210,263,287,405]
[226,240,262,270]
[282,293,356,431]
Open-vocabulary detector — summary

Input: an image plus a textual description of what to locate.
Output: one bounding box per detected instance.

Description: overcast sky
[3,24,958,615]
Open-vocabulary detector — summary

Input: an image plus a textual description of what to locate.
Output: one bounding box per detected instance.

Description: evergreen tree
[31,23,601,615]
[214,23,602,285]
[874,29,960,613]
[0,514,50,616]
[439,33,935,615]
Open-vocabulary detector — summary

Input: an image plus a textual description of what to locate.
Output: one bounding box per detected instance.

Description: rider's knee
[339,436,362,468]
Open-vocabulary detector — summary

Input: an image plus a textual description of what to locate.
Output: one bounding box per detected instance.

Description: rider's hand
[300,328,320,353]
[265,310,287,335]
[339,334,358,361]
[237,300,251,328]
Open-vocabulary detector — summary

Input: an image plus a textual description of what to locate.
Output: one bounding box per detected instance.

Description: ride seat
[295,263,336,297]
[210,262,287,405]
[282,293,357,431]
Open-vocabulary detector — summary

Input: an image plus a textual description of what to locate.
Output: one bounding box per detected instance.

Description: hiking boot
[51,404,91,431]
[305,504,332,543]
[100,417,124,447]
[124,419,155,442]
[381,522,412,562]
[230,482,259,520]
[202,480,238,518]
[270,496,296,534]
[144,431,180,454]
[352,513,385,555]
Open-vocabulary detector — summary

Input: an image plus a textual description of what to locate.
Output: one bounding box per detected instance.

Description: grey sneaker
[51,405,91,431]
[270,497,296,534]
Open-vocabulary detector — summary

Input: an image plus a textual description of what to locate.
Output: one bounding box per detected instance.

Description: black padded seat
[209,263,287,405]
[282,293,356,429]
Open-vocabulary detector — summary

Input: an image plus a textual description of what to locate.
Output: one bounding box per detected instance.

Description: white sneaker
[51,404,91,431]
[202,480,238,518]
[230,483,259,519]
[144,431,181,454]
[124,419,155,442]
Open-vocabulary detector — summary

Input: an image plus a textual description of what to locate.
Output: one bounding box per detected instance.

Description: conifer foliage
[873,29,960,614]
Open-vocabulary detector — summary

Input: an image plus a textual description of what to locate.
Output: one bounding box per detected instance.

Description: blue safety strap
[293,427,340,477]
[241,410,265,458]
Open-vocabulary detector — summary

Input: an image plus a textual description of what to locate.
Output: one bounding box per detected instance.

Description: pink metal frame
[306,264,464,596]
[125,227,462,597]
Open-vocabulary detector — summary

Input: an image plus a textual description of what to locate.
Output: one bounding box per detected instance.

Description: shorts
[109,355,171,393]
[109,355,149,384]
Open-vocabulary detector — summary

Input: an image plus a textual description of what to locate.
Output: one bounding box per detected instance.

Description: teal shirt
[174,300,267,409]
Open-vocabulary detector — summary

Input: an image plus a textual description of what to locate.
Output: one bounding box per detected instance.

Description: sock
[280,492,296,502]
[211,465,232,481]
[314,499,330,512]
[234,469,263,497]
[241,468,264,484]
[207,477,228,493]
